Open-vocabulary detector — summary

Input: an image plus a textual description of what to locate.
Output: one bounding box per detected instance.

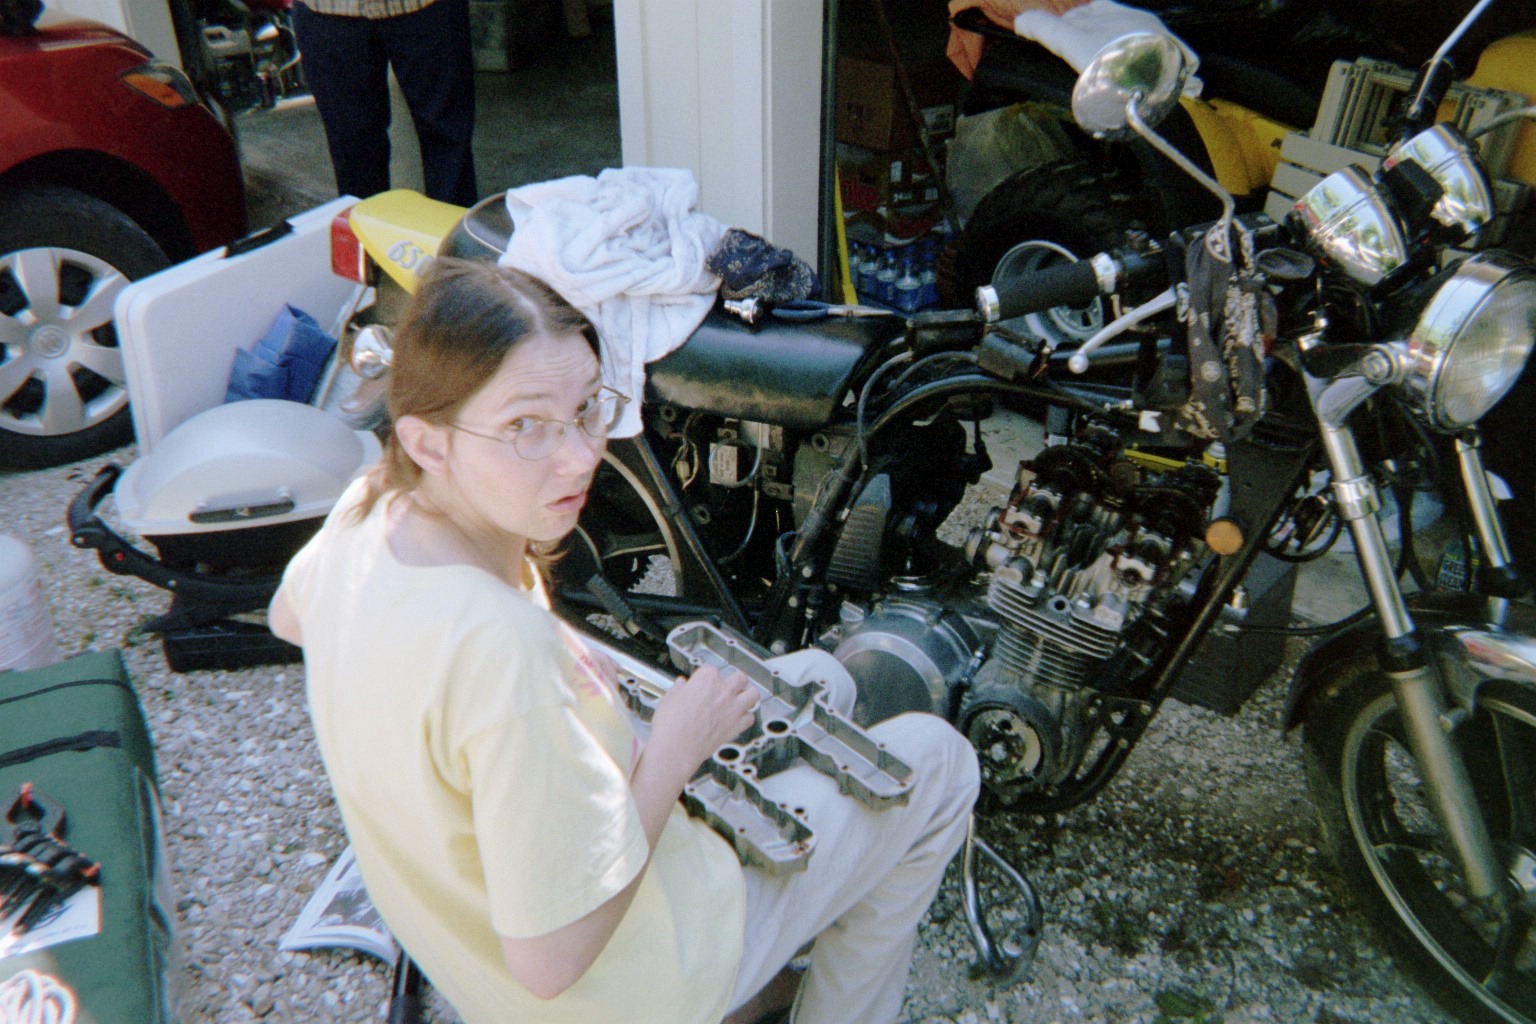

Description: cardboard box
[839,145,940,214]
[836,53,958,152]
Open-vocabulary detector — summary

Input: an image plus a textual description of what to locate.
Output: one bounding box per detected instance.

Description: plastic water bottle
[875,251,898,306]
[859,245,881,299]
[0,534,61,672]
[895,258,922,313]
[918,245,939,310]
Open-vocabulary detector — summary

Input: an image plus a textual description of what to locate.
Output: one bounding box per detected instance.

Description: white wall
[49,0,181,67]
[614,0,824,272]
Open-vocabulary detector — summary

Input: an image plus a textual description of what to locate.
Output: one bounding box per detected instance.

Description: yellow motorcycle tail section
[348,190,467,294]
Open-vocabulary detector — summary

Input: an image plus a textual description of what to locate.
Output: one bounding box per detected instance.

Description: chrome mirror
[1071,31,1186,140]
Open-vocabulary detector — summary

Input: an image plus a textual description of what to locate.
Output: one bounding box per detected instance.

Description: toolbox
[0,650,178,1023]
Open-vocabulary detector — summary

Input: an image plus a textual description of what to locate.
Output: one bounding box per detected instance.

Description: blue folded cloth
[225,305,337,404]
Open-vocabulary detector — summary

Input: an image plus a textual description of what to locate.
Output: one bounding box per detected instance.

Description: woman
[270,259,979,1024]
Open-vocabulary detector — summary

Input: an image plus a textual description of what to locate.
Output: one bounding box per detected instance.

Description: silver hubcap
[0,246,131,438]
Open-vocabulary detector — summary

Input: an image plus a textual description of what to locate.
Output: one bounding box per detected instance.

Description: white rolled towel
[1014,0,1203,98]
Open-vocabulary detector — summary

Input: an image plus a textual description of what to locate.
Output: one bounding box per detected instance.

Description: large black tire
[941,159,1147,339]
[1302,653,1536,1024]
[0,186,170,469]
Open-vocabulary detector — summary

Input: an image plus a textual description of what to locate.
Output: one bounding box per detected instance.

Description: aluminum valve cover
[595,622,916,874]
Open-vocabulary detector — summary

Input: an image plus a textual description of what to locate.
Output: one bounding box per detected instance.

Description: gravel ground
[0,449,1455,1023]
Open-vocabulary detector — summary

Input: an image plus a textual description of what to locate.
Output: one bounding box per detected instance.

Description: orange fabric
[945,0,1095,80]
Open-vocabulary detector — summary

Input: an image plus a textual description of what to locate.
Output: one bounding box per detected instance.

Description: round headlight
[1289,166,1408,288]
[1401,252,1536,432]
[1384,124,1495,241]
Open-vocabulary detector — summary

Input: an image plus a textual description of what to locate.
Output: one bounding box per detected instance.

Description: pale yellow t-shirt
[277,479,746,1024]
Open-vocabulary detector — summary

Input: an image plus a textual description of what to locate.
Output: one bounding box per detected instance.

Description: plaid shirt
[300,0,437,19]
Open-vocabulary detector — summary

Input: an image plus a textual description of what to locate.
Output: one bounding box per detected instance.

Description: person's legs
[292,3,393,199]
[726,713,979,1024]
[382,0,479,205]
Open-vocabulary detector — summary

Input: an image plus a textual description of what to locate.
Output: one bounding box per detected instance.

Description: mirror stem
[1125,95,1236,263]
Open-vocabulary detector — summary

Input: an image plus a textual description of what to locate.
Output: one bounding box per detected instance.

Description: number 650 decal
[388,239,434,276]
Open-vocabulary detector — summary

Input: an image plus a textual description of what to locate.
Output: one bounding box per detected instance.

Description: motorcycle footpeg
[961,816,1042,983]
[585,573,668,647]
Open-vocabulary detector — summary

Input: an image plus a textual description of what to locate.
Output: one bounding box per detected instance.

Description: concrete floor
[238,9,621,229]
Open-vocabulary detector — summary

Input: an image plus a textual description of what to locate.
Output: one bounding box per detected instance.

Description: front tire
[1302,654,1536,1024]
[0,186,171,468]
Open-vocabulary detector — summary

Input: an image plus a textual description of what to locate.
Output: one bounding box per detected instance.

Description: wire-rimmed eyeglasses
[449,386,629,460]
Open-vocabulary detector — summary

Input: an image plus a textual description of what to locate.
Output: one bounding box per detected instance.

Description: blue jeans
[294,0,479,206]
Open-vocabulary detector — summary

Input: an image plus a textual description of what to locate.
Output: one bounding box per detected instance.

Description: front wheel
[1303,655,1536,1024]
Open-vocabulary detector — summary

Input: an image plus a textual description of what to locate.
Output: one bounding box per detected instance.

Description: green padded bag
[0,649,179,1024]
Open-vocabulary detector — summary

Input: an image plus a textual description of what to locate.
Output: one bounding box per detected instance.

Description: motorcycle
[175,0,306,120]
[316,14,1536,1022]
[941,0,1536,572]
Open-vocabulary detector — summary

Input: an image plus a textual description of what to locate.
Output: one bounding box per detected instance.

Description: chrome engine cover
[830,432,1221,801]
[832,592,983,725]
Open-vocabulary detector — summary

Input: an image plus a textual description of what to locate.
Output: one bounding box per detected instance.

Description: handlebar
[977,249,1164,324]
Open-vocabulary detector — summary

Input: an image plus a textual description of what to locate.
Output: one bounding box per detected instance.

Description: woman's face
[437,330,606,550]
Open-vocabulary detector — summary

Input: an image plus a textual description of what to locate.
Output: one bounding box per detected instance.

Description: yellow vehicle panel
[1179,96,1292,199]
[1468,32,1536,186]
[347,190,467,293]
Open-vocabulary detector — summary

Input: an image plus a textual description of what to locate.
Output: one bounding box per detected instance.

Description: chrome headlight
[1385,124,1495,241]
[1399,252,1536,432]
[1290,166,1408,288]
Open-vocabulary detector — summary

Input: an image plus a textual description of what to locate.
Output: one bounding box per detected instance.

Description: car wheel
[0,185,170,469]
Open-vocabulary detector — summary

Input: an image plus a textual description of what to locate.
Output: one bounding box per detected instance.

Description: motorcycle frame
[571,365,1319,813]
[571,314,1534,894]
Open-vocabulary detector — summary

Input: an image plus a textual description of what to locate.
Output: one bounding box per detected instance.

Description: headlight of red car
[119,61,200,109]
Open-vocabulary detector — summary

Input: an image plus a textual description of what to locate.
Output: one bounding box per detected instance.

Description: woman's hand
[648,666,759,778]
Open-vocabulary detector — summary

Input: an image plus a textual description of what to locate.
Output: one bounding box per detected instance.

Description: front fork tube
[1457,435,1514,570]
[1317,415,1506,900]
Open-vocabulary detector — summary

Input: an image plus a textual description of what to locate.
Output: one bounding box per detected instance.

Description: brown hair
[350,258,601,522]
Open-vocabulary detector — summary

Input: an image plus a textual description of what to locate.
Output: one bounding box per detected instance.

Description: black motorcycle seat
[439,193,893,430]
[439,193,514,264]
[648,309,895,430]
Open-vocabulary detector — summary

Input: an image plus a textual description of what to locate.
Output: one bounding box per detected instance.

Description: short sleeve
[462,703,650,939]
[276,536,315,610]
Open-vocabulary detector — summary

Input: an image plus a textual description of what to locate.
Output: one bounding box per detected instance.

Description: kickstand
[961,815,1042,982]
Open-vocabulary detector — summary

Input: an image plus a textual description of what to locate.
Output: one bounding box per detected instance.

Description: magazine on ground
[279,845,398,964]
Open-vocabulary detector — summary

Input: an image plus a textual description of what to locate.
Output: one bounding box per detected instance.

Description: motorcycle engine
[828,426,1222,802]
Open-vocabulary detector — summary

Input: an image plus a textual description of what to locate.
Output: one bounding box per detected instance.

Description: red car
[0,12,248,468]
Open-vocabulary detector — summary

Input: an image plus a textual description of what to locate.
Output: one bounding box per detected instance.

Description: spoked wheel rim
[0,246,131,438]
[562,450,683,597]
[1341,688,1536,1022]
[991,240,1105,349]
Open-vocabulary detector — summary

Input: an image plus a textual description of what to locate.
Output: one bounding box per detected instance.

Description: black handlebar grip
[986,259,1103,321]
